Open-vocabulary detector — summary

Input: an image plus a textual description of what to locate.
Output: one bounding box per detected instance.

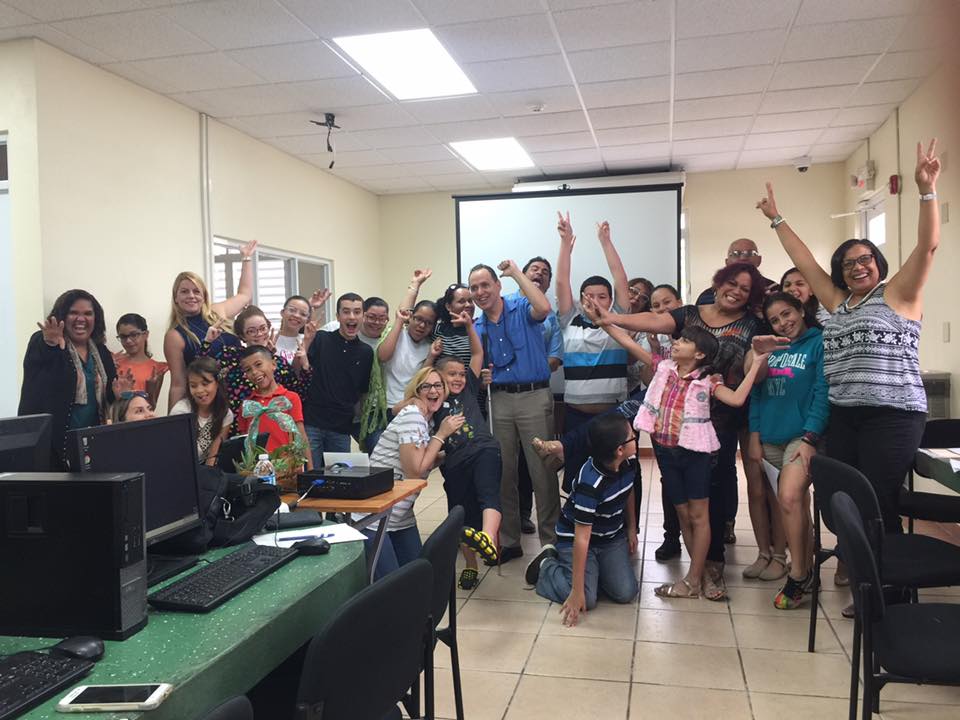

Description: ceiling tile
[349,126,444,149]
[674,93,762,121]
[221,113,359,141]
[588,103,670,130]
[119,52,265,93]
[831,104,895,128]
[673,136,744,155]
[333,163,410,180]
[810,141,862,158]
[412,0,542,25]
[266,130,368,152]
[324,149,391,167]
[676,0,801,39]
[0,23,118,63]
[380,144,458,163]
[226,41,355,83]
[531,148,602,166]
[553,1,671,51]
[517,131,595,152]
[284,76,390,110]
[672,117,753,140]
[407,159,473,175]
[421,173,489,190]
[678,152,739,172]
[568,43,670,84]
[537,162,605,176]
[546,0,635,10]
[604,157,671,172]
[676,65,772,100]
[400,95,499,124]
[579,77,670,109]
[890,12,945,52]
[279,0,423,37]
[3,0,144,22]
[173,84,304,117]
[327,103,419,131]
[738,145,812,166]
[794,0,919,26]
[759,85,856,113]
[424,117,511,142]
[850,78,921,106]
[744,129,821,150]
[0,2,36,27]
[51,9,214,61]
[817,124,879,145]
[436,14,557,64]
[600,142,671,161]
[101,60,179,93]
[463,55,571,93]
[504,110,588,137]
[595,125,669,146]
[366,177,434,193]
[868,50,939,83]
[751,109,836,133]
[486,85,582,117]
[163,0,315,50]
[782,17,908,62]
[770,56,878,91]
[676,30,785,74]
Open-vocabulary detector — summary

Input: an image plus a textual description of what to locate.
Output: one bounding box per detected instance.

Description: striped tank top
[821,283,926,412]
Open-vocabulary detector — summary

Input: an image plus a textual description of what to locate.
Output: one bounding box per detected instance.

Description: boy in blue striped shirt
[526,413,639,626]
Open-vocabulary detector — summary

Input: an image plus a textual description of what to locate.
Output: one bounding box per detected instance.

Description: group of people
[18,139,942,626]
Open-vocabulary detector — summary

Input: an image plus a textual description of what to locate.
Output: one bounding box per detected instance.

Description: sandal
[654,578,700,599]
[458,567,479,590]
[703,563,727,602]
[742,551,772,579]
[532,437,562,460]
[462,527,499,566]
[759,553,788,581]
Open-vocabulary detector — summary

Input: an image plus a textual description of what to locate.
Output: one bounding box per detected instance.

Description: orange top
[113,355,168,394]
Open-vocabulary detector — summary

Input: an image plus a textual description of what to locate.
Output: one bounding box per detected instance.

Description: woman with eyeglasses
[433,283,476,368]
[275,290,329,364]
[113,314,168,409]
[111,391,156,424]
[361,366,465,578]
[755,139,941,537]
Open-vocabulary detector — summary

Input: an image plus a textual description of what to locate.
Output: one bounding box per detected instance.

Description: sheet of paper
[762,459,779,494]
[252,523,367,548]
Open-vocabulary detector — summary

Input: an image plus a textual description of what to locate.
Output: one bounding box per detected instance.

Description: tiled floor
[410,457,960,720]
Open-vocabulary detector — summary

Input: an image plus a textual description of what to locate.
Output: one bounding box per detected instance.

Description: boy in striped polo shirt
[525,413,639,626]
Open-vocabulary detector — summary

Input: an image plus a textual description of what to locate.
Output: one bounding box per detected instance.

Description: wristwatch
[920,192,937,201]
[801,432,820,447]
[770,215,785,228]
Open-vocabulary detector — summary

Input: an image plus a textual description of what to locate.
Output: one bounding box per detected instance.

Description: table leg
[348,511,389,584]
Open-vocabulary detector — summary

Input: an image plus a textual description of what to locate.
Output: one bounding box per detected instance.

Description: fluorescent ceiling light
[333,29,475,101]
[450,137,535,172]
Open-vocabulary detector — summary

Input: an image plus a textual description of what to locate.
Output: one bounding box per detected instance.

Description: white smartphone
[56,683,173,712]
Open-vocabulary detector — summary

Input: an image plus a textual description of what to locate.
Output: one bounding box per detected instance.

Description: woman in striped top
[433,283,475,368]
[755,139,941,534]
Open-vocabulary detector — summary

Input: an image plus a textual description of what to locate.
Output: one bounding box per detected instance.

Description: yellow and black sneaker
[458,567,479,590]
[462,527,498,566]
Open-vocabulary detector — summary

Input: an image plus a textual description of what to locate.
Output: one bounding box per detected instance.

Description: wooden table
[282,479,428,583]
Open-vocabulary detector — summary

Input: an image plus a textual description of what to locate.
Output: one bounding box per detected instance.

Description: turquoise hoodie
[749,326,829,444]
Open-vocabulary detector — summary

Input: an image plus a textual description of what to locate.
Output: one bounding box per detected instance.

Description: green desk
[0,540,366,720]
[914,448,960,494]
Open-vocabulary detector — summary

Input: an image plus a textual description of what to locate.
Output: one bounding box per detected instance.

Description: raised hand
[581,297,610,326]
[308,288,331,310]
[915,138,940,193]
[302,320,319,350]
[429,338,444,359]
[112,369,136,396]
[597,220,611,245]
[450,310,473,327]
[755,182,779,220]
[497,259,520,279]
[145,365,167,398]
[556,210,575,248]
[264,328,278,354]
[396,308,412,325]
[438,413,466,439]
[38,316,66,349]
[411,268,432,286]
[750,335,790,354]
[204,320,224,344]
[240,239,258,259]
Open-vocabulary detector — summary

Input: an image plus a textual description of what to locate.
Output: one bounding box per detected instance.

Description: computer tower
[0,472,148,640]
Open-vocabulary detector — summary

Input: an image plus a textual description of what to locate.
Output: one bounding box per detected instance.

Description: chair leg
[424,622,435,720]
[808,553,821,653]
[848,614,861,720]
[447,583,465,720]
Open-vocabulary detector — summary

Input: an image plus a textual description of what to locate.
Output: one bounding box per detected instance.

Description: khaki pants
[491,387,560,548]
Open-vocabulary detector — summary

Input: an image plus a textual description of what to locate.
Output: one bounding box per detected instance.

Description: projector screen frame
[453,183,683,293]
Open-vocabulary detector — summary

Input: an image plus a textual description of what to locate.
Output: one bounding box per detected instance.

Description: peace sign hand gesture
[756,182,780,221]
[915,138,941,194]
[557,211,575,249]
[38,316,66,349]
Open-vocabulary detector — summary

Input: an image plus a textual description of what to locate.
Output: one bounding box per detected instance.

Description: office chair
[202,696,254,720]
[831,491,960,720]
[901,419,960,532]
[808,456,960,653]
[293,558,433,720]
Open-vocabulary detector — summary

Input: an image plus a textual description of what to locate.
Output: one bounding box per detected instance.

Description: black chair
[902,419,960,532]
[404,506,466,720]
[202,696,254,720]
[830,491,960,719]
[293,558,434,720]
[808,456,960,653]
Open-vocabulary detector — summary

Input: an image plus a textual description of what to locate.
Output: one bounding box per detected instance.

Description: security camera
[793,155,812,173]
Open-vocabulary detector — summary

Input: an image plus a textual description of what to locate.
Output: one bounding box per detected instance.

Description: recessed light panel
[449,138,535,171]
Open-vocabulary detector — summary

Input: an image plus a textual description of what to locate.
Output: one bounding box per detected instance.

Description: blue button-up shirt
[475,293,551,384]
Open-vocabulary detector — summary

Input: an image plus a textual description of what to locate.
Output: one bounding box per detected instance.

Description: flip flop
[703,565,728,602]
[462,527,499,566]
[654,579,700,599]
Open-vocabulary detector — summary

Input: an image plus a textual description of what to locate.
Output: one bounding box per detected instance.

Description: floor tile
[629,683,751,719]
[456,599,548,634]
[433,630,535,673]
[633,642,745,690]
[539,599,638,639]
[740,648,852,698]
[750,691,851,719]
[878,699,960,718]
[420,669,519,720]
[731,613,842,653]
[638,560,690,585]
[505,675,630,720]
[882,681,960,706]
[635,608,736,647]
[470,570,551,603]
[526,634,634,682]
[638,582,728,614]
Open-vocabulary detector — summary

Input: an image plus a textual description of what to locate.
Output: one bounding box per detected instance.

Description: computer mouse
[292,537,330,555]
[51,636,105,661]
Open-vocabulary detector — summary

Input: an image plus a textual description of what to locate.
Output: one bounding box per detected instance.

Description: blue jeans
[305,425,351,467]
[535,535,638,609]
[364,524,423,581]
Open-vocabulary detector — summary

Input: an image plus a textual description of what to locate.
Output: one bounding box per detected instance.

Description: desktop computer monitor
[0,414,53,472]
[66,414,202,545]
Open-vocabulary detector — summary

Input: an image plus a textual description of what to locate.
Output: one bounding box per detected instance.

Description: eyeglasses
[410,315,433,327]
[619,434,638,447]
[416,382,444,393]
[243,324,270,336]
[728,249,760,259]
[364,313,389,325]
[841,253,874,271]
[116,332,144,342]
[283,307,310,318]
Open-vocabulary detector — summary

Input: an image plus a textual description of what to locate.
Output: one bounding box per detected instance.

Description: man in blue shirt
[471,260,560,559]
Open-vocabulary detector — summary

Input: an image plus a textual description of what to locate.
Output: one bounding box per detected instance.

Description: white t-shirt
[275,334,300,364]
[170,399,234,461]
[382,330,431,406]
[321,320,380,349]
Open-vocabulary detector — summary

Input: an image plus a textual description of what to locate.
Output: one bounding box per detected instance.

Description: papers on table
[252,523,367,548]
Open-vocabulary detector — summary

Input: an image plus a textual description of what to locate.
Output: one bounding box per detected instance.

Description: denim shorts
[653,442,712,505]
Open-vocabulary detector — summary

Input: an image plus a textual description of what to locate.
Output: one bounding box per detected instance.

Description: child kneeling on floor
[525,413,639,627]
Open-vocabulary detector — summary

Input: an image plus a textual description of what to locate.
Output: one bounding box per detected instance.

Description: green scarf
[359,326,390,448]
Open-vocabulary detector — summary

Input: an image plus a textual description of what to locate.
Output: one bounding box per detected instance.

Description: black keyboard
[0,651,94,720]
[148,544,298,613]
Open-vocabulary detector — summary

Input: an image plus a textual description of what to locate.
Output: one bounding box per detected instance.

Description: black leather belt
[491,381,550,394]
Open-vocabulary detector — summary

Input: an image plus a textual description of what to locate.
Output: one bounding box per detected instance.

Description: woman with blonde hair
[163,240,257,406]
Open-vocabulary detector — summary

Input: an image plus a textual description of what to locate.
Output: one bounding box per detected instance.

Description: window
[679,211,689,303]
[211,238,332,326]
[867,209,886,248]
